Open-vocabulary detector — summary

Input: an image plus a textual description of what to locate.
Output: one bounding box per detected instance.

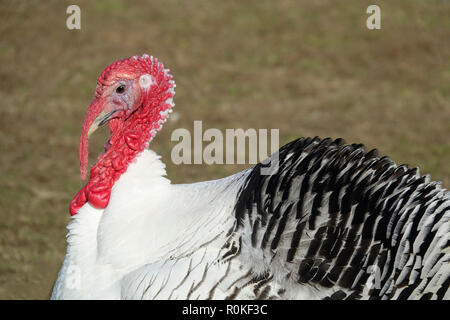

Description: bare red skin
[70,56,174,216]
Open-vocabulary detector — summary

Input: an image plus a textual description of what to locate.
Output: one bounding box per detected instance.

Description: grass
[0,0,449,299]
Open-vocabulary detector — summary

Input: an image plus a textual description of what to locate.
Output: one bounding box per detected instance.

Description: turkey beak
[87,110,118,138]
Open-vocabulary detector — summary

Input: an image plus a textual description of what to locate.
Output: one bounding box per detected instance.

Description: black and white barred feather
[229,137,449,300]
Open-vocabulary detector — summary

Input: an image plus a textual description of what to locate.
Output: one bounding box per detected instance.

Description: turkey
[51,54,449,300]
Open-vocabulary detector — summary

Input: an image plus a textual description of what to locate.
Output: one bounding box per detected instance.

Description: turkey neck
[70,102,167,216]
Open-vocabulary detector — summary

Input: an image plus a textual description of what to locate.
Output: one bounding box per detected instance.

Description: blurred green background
[0,0,449,299]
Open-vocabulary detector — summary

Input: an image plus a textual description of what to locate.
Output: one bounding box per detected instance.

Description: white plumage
[52,143,450,300]
[52,150,249,299]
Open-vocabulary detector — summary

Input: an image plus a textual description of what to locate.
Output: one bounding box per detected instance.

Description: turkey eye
[116,85,126,94]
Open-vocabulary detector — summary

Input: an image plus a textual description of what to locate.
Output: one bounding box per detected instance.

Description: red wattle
[124,133,140,150]
[70,187,87,216]
[69,183,111,216]
[87,188,111,210]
